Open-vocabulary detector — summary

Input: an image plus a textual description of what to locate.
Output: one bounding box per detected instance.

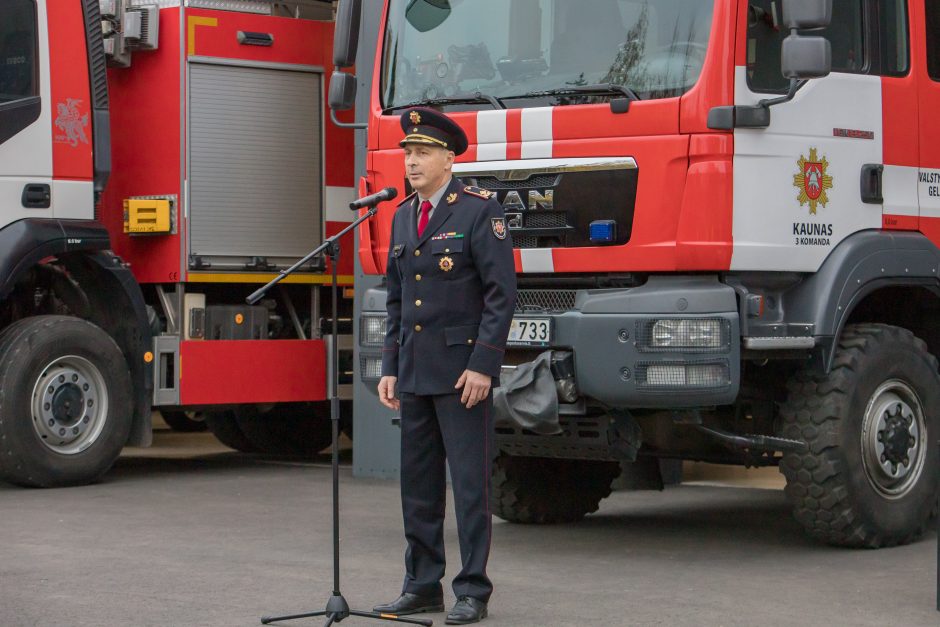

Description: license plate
[507,318,551,345]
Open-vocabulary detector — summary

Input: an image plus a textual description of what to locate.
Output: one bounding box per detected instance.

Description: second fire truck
[0,0,355,486]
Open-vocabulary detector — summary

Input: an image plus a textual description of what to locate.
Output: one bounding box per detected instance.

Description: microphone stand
[248,204,431,627]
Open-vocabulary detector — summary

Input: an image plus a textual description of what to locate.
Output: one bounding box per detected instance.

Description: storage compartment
[188,60,323,270]
[204,305,269,340]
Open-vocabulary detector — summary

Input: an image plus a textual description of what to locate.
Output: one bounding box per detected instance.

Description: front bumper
[360,275,740,409]
[561,276,740,408]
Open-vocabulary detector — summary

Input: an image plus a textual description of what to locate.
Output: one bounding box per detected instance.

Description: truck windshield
[381,0,714,110]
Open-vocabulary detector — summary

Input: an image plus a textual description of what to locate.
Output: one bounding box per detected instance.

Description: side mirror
[782,0,832,30]
[333,0,362,68]
[329,71,358,111]
[406,0,452,33]
[782,34,831,79]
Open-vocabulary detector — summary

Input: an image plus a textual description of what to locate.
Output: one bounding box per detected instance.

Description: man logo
[498,189,554,212]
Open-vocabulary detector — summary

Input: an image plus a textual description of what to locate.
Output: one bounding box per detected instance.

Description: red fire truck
[337,0,940,547]
[0,0,355,487]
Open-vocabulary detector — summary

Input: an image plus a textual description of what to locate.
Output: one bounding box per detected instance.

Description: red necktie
[417,200,432,236]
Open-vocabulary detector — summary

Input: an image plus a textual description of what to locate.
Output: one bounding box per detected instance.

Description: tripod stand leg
[261,610,326,625]
[261,610,327,624]
[348,610,434,626]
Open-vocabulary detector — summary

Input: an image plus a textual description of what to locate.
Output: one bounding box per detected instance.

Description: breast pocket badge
[439,256,454,272]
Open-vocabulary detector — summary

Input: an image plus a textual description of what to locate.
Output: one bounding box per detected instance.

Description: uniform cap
[399,107,468,156]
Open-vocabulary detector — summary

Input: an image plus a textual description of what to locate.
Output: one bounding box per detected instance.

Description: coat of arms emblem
[409,110,422,125]
[793,147,833,214]
[54,98,90,147]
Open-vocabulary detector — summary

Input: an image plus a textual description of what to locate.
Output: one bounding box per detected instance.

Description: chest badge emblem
[793,147,833,214]
[439,256,454,272]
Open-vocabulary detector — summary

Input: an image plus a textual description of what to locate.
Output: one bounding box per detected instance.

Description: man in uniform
[373,108,516,625]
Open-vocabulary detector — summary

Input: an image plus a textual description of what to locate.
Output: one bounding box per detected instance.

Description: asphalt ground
[1,425,937,627]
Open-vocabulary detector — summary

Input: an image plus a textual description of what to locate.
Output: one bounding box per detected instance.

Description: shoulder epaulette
[397,191,417,207]
[463,186,494,200]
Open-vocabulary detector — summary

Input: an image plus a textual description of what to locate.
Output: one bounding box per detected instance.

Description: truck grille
[472,174,559,189]
[514,289,577,313]
[456,159,638,250]
[525,212,567,228]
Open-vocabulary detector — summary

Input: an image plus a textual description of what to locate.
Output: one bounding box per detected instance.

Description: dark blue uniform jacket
[382,177,517,395]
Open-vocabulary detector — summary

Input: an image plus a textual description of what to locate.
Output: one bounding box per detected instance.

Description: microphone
[349,187,398,210]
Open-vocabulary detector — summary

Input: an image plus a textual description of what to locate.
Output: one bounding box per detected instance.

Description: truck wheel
[491,454,621,524]
[779,324,940,547]
[235,402,333,457]
[160,410,208,432]
[204,410,258,453]
[0,316,133,488]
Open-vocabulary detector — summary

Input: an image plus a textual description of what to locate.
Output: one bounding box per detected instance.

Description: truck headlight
[649,319,726,350]
[360,314,387,347]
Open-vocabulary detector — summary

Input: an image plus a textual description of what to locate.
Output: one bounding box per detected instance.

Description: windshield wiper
[505,83,641,102]
[384,91,505,113]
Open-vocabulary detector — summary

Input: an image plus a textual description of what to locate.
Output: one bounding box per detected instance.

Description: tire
[235,402,333,457]
[779,324,940,547]
[0,316,133,488]
[160,410,208,432]
[204,410,258,453]
[490,454,621,524]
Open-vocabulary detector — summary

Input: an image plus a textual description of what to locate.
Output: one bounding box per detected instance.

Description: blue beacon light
[589,220,617,243]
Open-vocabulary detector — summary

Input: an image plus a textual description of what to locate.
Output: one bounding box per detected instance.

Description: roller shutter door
[188,62,322,268]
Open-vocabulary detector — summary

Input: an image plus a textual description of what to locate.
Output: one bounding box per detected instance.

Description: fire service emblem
[439,256,454,272]
[793,147,833,214]
[409,110,422,125]
[491,217,507,240]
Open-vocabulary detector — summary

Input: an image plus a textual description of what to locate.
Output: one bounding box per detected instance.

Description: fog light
[589,220,617,243]
[645,364,685,386]
[643,363,729,388]
[650,319,724,349]
[360,314,387,347]
[360,356,383,381]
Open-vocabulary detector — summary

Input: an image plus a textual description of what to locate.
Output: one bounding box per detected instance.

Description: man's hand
[378,376,400,411]
[455,369,491,409]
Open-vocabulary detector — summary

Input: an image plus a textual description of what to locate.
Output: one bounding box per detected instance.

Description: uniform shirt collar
[416,176,453,215]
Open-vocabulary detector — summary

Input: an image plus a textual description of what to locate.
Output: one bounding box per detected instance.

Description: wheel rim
[31,355,109,455]
[860,379,927,499]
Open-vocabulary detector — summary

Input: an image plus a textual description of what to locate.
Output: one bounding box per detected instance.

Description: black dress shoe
[373,592,444,615]
[445,596,488,624]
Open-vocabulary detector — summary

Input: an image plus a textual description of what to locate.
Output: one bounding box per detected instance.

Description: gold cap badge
[410,111,422,125]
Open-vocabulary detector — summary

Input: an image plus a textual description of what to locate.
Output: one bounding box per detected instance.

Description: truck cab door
[918,0,940,240]
[730,0,914,272]
[0,0,51,226]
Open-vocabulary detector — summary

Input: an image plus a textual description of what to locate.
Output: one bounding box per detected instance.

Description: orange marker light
[144,351,154,363]
[235,313,244,325]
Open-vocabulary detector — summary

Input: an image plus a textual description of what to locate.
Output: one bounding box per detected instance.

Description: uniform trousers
[399,392,494,603]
